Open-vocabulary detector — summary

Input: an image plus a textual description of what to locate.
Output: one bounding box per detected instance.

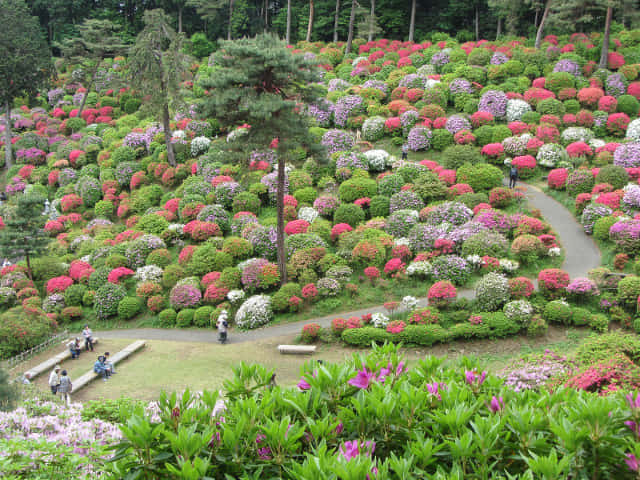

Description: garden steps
[71,340,146,392]
[25,337,100,380]
[278,345,316,355]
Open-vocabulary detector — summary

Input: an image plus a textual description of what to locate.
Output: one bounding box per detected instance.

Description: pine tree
[0,192,49,280]
[128,9,189,167]
[198,33,325,283]
[0,0,53,169]
[58,19,126,117]
[345,0,357,54]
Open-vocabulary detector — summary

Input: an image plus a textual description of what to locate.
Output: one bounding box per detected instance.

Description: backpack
[510,167,518,177]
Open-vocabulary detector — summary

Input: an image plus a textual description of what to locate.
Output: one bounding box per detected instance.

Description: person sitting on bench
[93,356,111,381]
[103,352,117,374]
[67,338,82,359]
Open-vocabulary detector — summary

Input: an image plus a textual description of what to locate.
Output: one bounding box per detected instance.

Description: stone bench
[25,338,100,379]
[72,340,146,392]
[278,345,316,355]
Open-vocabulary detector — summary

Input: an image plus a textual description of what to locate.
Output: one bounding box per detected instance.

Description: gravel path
[96,183,601,344]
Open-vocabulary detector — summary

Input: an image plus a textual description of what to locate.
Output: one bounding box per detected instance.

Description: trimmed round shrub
[333,203,365,227]
[538,268,570,299]
[137,214,169,235]
[188,245,233,276]
[176,308,195,327]
[338,177,378,203]
[595,165,629,190]
[272,283,303,312]
[170,284,202,310]
[158,308,177,327]
[117,297,142,320]
[235,294,273,329]
[617,275,640,306]
[456,163,503,191]
[593,215,619,242]
[542,300,572,325]
[147,249,172,267]
[461,231,509,258]
[194,306,214,327]
[442,144,483,170]
[64,284,87,307]
[232,191,261,214]
[566,169,595,197]
[510,234,546,264]
[370,195,390,217]
[95,283,127,319]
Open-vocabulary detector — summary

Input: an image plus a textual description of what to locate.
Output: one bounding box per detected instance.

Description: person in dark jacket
[509,165,519,188]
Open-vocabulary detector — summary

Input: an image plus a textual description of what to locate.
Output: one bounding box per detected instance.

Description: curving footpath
[96,183,601,345]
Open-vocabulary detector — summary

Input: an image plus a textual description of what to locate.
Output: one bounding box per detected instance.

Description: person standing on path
[82,325,94,351]
[216,310,229,344]
[509,165,519,188]
[401,144,408,161]
[48,365,61,395]
[57,370,72,406]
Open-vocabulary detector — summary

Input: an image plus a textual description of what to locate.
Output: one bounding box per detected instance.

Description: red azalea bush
[448,183,473,197]
[201,272,222,288]
[566,141,593,158]
[44,220,65,234]
[535,125,560,143]
[481,143,504,161]
[489,187,513,208]
[69,260,94,282]
[508,276,535,298]
[46,276,74,294]
[147,295,165,313]
[107,267,135,284]
[547,168,569,190]
[60,194,83,213]
[511,155,536,178]
[301,322,321,343]
[577,87,604,107]
[204,284,229,304]
[564,354,640,395]
[428,281,457,308]
[575,193,592,214]
[598,95,618,113]
[330,223,353,242]
[384,258,405,276]
[595,191,622,210]
[331,317,348,335]
[364,266,380,283]
[471,111,494,127]
[301,283,318,302]
[538,268,570,299]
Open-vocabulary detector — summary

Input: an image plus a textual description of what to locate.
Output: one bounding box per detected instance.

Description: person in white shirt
[48,365,61,394]
[82,325,94,351]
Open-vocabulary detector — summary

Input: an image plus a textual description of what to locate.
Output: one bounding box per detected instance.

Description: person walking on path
[48,365,61,394]
[401,144,408,161]
[216,310,229,344]
[509,165,519,188]
[82,325,94,351]
[57,370,72,406]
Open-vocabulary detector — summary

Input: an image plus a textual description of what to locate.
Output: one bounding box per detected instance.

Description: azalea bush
[109,344,640,479]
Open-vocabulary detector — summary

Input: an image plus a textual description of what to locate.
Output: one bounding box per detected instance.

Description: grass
[13,325,592,403]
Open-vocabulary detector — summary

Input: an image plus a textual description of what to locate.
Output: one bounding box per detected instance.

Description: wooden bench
[278,345,316,355]
[25,338,99,380]
[72,340,146,392]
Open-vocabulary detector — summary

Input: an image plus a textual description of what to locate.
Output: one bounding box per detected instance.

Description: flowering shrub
[46,276,73,294]
[538,268,570,299]
[427,280,456,308]
[301,323,321,343]
[475,272,510,311]
[235,294,273,329]
[169,284,202,310]
[107,267,135,284]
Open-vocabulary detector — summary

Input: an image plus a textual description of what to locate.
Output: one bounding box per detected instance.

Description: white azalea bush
[627,118,640,141]
[227,289,245,305]
[190,136,211,157]
[406,261,431,278]
[506,99,532,122]
[537,143,568,168]
[561,127,594,144]
[134,265,163,283]
[235,295,273,329]
[298,206,319,223]
[362,116,386,142]
[372,312,390,328]
[364,149,392,171]
[474,272,510,311]
[503,299,534,324]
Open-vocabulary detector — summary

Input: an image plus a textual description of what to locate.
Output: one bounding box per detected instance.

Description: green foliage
[194,306,214,327]
[176,308,195,327]
[333,203,365,227]
[0,367,18,411]
[81,397,143,423]
[64,284,87,307]
[442,144,483,170]
[542,300,573,325]
[117,296,142,320]
[158,308,177,327]
[188,245,233,277]
[338,177,378,203]
[456,163,503,192]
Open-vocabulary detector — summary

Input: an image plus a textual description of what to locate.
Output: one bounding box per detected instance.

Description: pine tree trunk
[4,100,12,169]
[286,0,292,44]
[496,17,502,39]
[534,8,539,29]
[368,0,375,42]
[333,0,340,43]
[535,0,551,49]
[408,0,417,42]
[228,0,234,40]
[599,6,613,69]
[78,65,98,119]
[162,103,176,167]
[264,0,269,31]
[276,154,287,284]
[26,253,32,281]
[178,6,183,33]
[475,7,479,41]
[306,0,314,42]
[345,0,356,54]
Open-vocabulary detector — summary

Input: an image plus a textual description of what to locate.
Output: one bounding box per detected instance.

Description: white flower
[499,258,519,272]
[561,127,594,144]
[589,138,606,150]
[627,118,640,141]
[363,149,392,172]
[506,99,531,122]
[372,312,390,328]
[537,143,568,168]
[227,289,245,305]
[298,206,319,223]
[401,295,418,312]
[134,265,164,283]
[168,223,185,234]
[190,136,211,157]
[407,261,431,277]
[465,255,483,267]
[394,237,410,246]
[235,295,273,329]
[226,127,249,142]
[172,129,186,139]
[424,78,440,89]
[548,247,561,257]
[352,56,369,67]
[362,116,386,142]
